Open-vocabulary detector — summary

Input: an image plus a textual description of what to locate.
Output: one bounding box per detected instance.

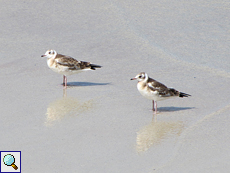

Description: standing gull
[41,50,101,88]
[131,72,191,114]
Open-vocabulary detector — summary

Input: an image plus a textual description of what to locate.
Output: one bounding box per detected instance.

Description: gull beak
[130,78,136,80]
[41,55,46,57]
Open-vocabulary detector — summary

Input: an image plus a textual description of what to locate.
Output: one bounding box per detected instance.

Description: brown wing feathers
[56,54,101,70]
[148,78,191,97]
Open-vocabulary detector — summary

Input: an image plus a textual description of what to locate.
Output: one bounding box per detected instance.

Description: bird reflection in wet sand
[136,115,184,153]
[45,89,93,126]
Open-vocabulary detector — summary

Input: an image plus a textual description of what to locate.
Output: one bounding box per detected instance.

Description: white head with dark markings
[131,72,148,82]
[41,49,57,59]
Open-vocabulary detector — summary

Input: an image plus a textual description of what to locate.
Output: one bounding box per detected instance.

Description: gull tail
[90,64,102,70]
[179,92,191,97]
[168,88,191,97]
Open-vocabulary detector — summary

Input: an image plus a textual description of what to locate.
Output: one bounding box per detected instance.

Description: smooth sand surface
[1,1,230,172]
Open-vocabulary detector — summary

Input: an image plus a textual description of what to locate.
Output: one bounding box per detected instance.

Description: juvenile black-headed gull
[41,50,101,88]
[131,72,191,114]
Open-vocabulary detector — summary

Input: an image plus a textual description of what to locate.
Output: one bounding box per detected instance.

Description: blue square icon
[0,151,21,173]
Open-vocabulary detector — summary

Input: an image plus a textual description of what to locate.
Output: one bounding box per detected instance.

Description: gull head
[130,72,148,82]
[41,49,57,59]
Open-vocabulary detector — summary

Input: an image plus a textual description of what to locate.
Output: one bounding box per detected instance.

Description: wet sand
[1,1,230,172]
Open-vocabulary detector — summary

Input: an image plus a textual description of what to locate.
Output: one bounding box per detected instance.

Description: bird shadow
[66,82,110,87]
[157,106,195,112]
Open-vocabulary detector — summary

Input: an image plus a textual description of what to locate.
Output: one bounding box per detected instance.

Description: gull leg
[154,101,157,114]
[63,75,67,88]
[152,100,155,111]
[63,75,65,86]
[64,76,67,88]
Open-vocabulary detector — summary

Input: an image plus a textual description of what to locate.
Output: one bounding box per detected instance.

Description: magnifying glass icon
[3,154,18,170]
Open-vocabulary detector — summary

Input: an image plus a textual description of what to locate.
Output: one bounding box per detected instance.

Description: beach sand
[1,0,230,172]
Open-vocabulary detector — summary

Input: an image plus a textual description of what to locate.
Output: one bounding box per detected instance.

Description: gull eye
[48,51,51,54]
[139,75,142,78]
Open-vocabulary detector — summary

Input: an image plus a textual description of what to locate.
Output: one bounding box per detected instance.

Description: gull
[41,50,101,88]
[131,72,191,114]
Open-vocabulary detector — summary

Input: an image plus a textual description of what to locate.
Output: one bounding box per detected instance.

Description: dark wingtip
[179,92,191,97]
